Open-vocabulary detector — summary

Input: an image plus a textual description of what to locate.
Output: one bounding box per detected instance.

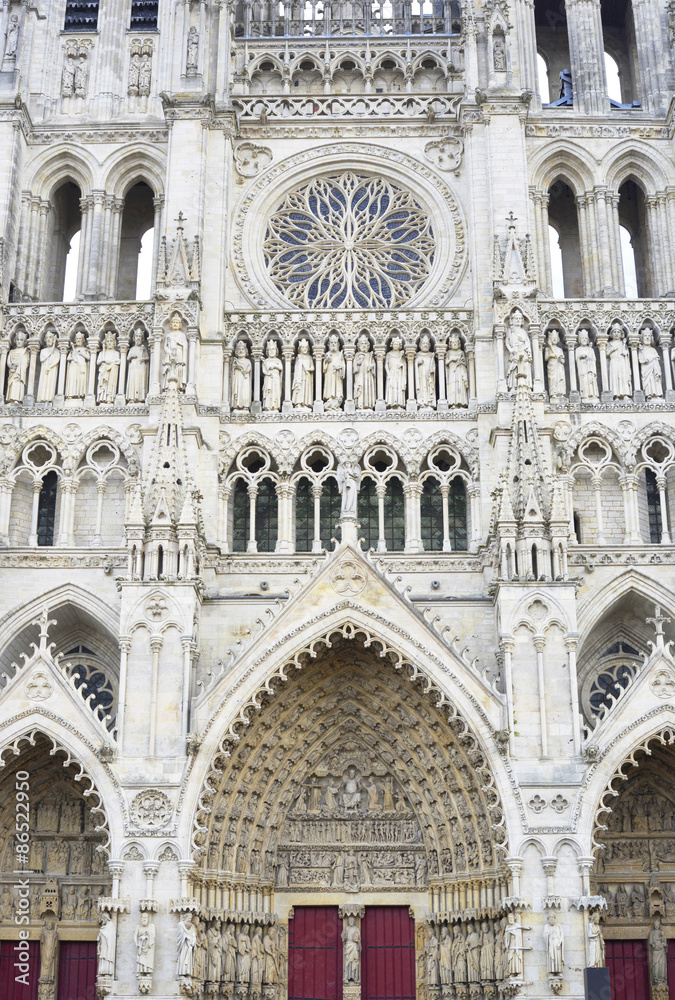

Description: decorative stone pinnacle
[646,604,670,647]
[33,606,57,650]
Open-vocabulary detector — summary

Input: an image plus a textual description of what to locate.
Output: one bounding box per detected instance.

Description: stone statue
[96,330,120,404]
[135,912,155,975]
[47,838,69,874]
[186,26,199,73]
[545,329,566,398]
[74,54,87,96]
[575,330,598,401]
[323,334,345,410]
[493,35,506,70]
[586,911,605,968]
[76,886,90,921]
[37,331,60,403]
[452,924,467,983]
[505,309,532,390]
[342,916,361,983]
[65,331,90,401]
[353,335,376,410]
[439,925,452,985]
[236,926,251,983]
[466,922,481,982]
[385,336,406,408]
[262,925,278,984]
[543,913,564,975]
[250,926,264,985]
[425,926,440,985]
[162,314,187,391]
[5,331,29,403]
[638,328,663,399]
[494,917,507,980]
[648,917,667,985]
[231,341,252,411]
[336,461,359,519]
[139,52,152,95]
[342,766,362,810]
[62,884,77,919]
[504,912,529,978]
[194,920,207,981]
[446,333,469,407]
[415,334,436,409]
[5,14,19,58]
[126,328,149,402]
[97,912,116,976]
[480,920,495,980]
[61,53,76,96]
[262,340,282,411]
[40,916,58,980]
[607,322,632,399]
[128,51,141,93]
[344,851,359,890]
[207,918,222,982]
[291,338,314,409]
[222,923,237,982]
[177,913,197,977]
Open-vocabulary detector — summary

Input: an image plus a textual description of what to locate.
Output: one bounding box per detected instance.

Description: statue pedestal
[339,516,359,546]
[343,985,361,1000]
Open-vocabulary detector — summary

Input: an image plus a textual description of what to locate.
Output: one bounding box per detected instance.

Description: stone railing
[233,0,461,38]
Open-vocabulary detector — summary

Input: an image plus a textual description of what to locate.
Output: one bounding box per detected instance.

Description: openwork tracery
[263,172,435,310]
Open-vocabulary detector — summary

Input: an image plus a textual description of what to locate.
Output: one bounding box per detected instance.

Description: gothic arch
[603,141,671,195]
[528,142,597,194]
[576,570,675,645]
[558,421,629,472]
[70,425,140,474]
[102,145,166,198]
[0,584,120,660]
[25,145,98,199]
[0,424,67,476]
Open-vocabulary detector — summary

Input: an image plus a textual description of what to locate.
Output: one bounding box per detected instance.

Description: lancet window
[64,0,99,31]
[130,0,159,30]
[293,448,341,553]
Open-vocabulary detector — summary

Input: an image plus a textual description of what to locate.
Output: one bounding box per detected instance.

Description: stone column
[531,188,552,295]
[84,191,106,299]
[282,346,294,413]
[595,330,611,401]
[275,480,294,554]
[339,904,365,1000]
[575,195,599,295]
[564,633,581,755]
[530,324,545,393]
[85,332,100,406]
[180,636,194,739]
[404,480,422,553]
[148,635,163,755]
[251,347,262,413]
[149,329,163,396]
[499,634,516,755]
[627,331,644,402]
[435,343,447,410]
[374,344,386,411]
[313,344,324,413]
[592,187,618,295]
[343,342,355,413]
[564,0,609,114]
[24,337,40,406]
[659,330,674,401]
[151,195,164,295]
[631,0,672,113]
[564,330,579,400]
[533,635,549,758]
[405,343,417,411]
[116,637,132,747]
[221,346,232,412]
[115,332,129,406]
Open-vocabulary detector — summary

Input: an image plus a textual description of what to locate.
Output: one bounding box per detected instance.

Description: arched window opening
[232,479,249,552]
[600,0,639,105]
[117,182,155,300]
[604,51,622,103]
[46,182,82,301]
[256,477,278,552]
[585,641,640,719]
[383,478,405,552]
[537,53,550,104]
[448,478,468,551]
[644,468,662,543]
[421,478,444,552]
[295,477,313,553]
[157,544,164,578]
[66,646,115,719]
[573,511,581,543]
[548,181,583,297]
[357,478,379,550]
[64,0,99,30]
[548,226,565,298]
[531,544,538,579]
[618,181,649,297]
[37,471,58,547]
[319,477,341,549]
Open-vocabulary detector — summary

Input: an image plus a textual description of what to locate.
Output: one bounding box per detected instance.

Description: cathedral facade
[0,0,674,996]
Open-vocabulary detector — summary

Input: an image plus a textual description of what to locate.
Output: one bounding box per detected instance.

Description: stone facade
[0,0,674,995]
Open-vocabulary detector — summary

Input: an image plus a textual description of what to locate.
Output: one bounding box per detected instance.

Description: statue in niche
[342,766,362,810]
[231,341,252,411]
[545,330,566,398]
[37,331,60,403]
[631,885,645,917]
[69,840,88,875]
[262,925,278,984]
[262,341,282,411]
[60,798,82,833]
[61,53,76,96]
[415,854,427,887]
[6,331,29,403]
[206,918,222,982]
[276,857,288,886]
[222,923,237,982]
[575,330,599,401]
[426,926,441,985]
[5,14,19,58]
[65,332,90,400]
[194,920,207,981]
[250,926,264,986]
[466,923,481,982]
[38,799,59,832]
[385,336,406,408]
[505,309,532,390]
[291,339,314,409]
[586,911,605,968]
[439,925,452,985]
[29,838,43,873]
[336,461,359,519]
[382,775,395,812]
[649,918,667,985]
[543,913,564,975]
[74,54,87,96]
[97,912,116,976]
[236,925,251,982]
[48,838,69,875]
[162,314,187,391]
[76,886,91,921]
[323,335,345,410]
[139,52,152,95]
[415,334,436,409]
[96,334,120,403]
[128,51,141,93]
[126,328,149,403]
[446,333,469,407]
[504,912,529,977]
[62,885,77,920]
[342,916,361,983]
[332,853,345,886]
[186,26,199,73]
[493,35,507,70]
[177,913,197,977]
[40,916,58,980]
[607,322,632,399]
[480,920,495,980]
[452,924,467,982]
[639,328,663,399]
[135,912,155,975]
[344,851,359,890]
[353,335,376,410]
[359,853,372,885]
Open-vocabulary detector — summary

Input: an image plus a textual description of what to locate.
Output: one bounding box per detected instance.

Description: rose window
[263,172,435,309]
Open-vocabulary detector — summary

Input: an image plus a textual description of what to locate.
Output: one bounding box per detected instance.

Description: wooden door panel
[362,906,416,1000]
[288,905,343,1000]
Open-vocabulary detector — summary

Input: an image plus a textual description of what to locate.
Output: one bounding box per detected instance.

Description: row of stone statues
[424,913,531,986]
[176,914,280,986]
[231,333,471,412]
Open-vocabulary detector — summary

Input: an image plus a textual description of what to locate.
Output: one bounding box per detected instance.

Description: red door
[362,906,416,1000]
[56,941,97,1000]
[0,940,40,1000]
[606,940,650,1000]
[668,940,675,997]
[288,906,343,1000]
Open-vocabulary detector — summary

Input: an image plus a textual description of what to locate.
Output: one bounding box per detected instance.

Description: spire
[155,213,201,300]
[144,364,189,526]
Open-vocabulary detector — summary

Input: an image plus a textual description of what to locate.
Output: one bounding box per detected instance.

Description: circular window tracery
[263,171,435,309]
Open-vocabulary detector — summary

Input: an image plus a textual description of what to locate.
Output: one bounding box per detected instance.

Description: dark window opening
[295,477,312,553]
[232,479,249,552]
[421,477,444,552]
[256,477,278,553]
[646,467,662,543]
[448,477,468,551]
[64,0,99,31]
[357,478,379,551]
[131,0,158,30]
[319,476,341,550]
[37,471,58,547]
[383,478,405,552]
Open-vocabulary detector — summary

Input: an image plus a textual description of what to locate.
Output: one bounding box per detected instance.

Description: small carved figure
[480,920,495,980]
[222,923,237,981]
[128,51,141,93]
[354,335,376,409]
[37,331,60,403]
[291,338,314,409]
[231,341,252,411]
[47,838,70,875]
[545,329,566,398]
[69,840,88,875]
[262,925,278,984]
[74,54,87,96]
[97,912,116,976]
[139,52,152,95]
[126,328,149,402]
[162,314,187,391]
[177,913,197,977]
[236,926,251,983]
[342,915,361,983]
[262,340,283,411]
[342,766,362,810]
[96,330,120,404]
[439,925,452,985]
[385,336,406,408]
[452,924,468,983]
[5,330,29,403]
[194,920,207,981]
[649,917,667,984]
[336,461,359,519]
[135,912,156,975]
[639,328,663,399]
[4,14,19,58]
[323,334,345,410]
[505,309,532,390]
[575,329,599,401]
[504,912,529,978]
[40,916,58,980]
[586,911,605,969]
[344,851,359,890]
[543,913,564,975]
[186,26,199,73]
[466,922,481,982]
[607,322,632,399]
[493,35,507,70]
[76,886,91,921]
[415,334,436,409]
[446,332,469,407]
[65,331,90,400]
[62,884,77,919]
[61,53,76,96]
[250,926,264,985]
